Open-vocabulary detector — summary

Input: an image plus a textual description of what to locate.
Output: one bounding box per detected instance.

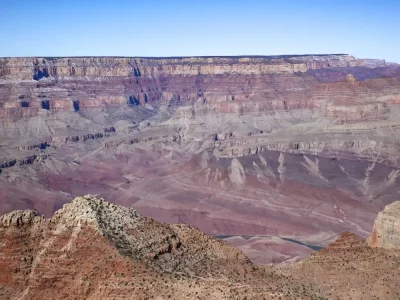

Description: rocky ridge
[0,195,326,299]
[276,201,400,299]
[282,232,400,299]
[0,195,251,276]
[2,197,400,299]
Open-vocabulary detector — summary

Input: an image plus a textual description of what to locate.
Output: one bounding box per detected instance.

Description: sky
[0,0,399,62]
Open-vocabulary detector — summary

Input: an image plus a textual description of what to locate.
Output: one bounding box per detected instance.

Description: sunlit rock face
[1,196,298,299]
[368,201,400,248]
[2,197,400,299]
[0,54,400,262]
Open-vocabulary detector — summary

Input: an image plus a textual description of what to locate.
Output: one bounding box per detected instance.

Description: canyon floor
[1,55,400,264]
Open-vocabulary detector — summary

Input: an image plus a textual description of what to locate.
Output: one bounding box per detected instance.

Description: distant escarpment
[0,55,393,121]
[0,55,379,80]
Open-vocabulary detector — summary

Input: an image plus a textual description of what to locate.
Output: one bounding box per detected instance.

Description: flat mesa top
[0,54,349,60]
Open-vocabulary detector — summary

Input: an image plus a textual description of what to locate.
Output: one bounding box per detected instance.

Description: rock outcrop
[3,196,400,299]
[368,201,400,248]
[282,230,400,300]
[0,195,325,299]
[0,209,38,227]
[279,205,400,299]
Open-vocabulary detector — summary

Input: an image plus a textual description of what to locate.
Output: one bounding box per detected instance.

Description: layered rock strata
[1,54,400,264]
[368,201,400,248]
[2,196,400,299]
[0,195,324,299]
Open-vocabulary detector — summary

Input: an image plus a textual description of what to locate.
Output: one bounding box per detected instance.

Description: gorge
[1,54,400,264]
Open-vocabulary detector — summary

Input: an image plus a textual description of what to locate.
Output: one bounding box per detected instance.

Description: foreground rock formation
[0,195,325,299]
[1,54,400,262]
[1,197,400,299]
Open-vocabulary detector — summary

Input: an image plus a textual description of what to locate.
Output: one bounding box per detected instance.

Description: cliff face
[368,201,400,248]
[0,55,395,124]
[0,55,374,80]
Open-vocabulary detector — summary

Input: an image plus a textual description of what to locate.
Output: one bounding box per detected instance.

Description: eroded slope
[0,195,325,299]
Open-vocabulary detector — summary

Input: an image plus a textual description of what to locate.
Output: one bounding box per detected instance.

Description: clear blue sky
[0,0,399,62]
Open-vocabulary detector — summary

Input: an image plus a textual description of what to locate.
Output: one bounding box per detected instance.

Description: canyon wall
[0,54,377,80]
[0,55,393,124]
[0,54,400,260]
